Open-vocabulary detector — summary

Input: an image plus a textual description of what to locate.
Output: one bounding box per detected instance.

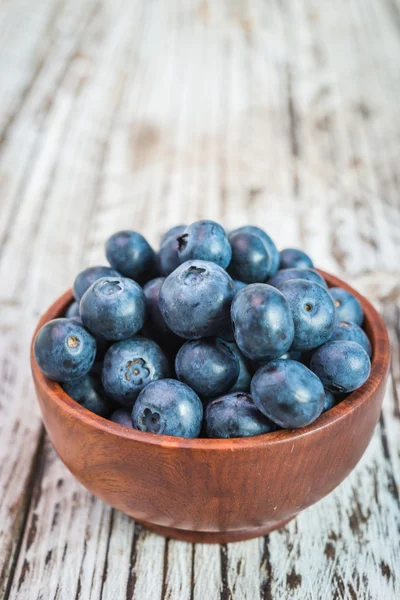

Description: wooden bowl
[31,271,390,543]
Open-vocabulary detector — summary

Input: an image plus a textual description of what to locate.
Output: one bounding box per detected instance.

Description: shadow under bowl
[31,270,390,543]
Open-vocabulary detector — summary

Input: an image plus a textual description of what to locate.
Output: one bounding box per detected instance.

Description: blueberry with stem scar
[102,336,169,406]
[159,260,235,339]
[132,379,203,438]
[34,318,96,382]
[80,276,146,341]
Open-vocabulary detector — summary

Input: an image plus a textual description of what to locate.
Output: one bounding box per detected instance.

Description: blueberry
[175,338,239,398]
[227,231,274,283]
[73,266,121,302]
[102,336,169,406]
[310,340,371,393]
[62,373,113,417]
[331,321,372,357]
[143,277,170,336]
[233,226,280,276]
[141,278,184,359]
[177,220,232,268]
[323,389,337,412]
[132,379,203,438]
[224,342,252,393]
[234,280,247,293]
[105,230,157,283]
[279,248,313,270]
[110,408,133,428]
[65,301,80,318]
[159,260,235,339]
[231,284,294,362]
[279,279,335,351]
[160,224,186,246]
[157,235,182,276]
[329,287,364,326]
[34,318,96,382]
[251,359,325,428]
[205,392,277,438]
[80,276,146,341]
[268,267,327,289]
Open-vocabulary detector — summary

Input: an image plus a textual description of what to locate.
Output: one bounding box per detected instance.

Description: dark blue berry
[132,379,203,438]
[233,226,280,276]
[279,248,313,270]
[110,408,133,428]
[34,318,96,382]
[251,359,325,428]
[159,260,235,339]
[143,277,170,336]
[231,284,294,362]
[175,338,239,398]
[73,266,121,302]
[224,342,252,393]
[177,220,232,268]
[279,279,335,351]
[157,235,182,276]
[323,390,337,412]
[205,392,277,438]
[331,321,372,357]
[80,276,146,341]
[65,301,80,318]
[62,373,113,417]
[105,230,157,283]
[160,224,187,246]
[310,340,371,393]
[228,231,273,283]
[330,287,364,326]
[268,267,327,289]
[102,336,169,406]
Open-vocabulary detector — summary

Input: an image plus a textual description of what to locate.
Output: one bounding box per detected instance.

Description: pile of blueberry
[34,221,372,439]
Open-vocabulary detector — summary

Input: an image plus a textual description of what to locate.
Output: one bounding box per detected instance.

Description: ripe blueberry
[105,230,157,283]
[231,283,294,362]
[177,220,232,268]
[329,287,364,326]
[279,248,313,270]
[132,379,203,438]
[310,340,371,393]
[80,276,146,341]
[205,392,277,438]
[159,260,235,339]
[34,318,96,382]
[279,279,335,351]
[251,359,325,428]
[102,336,169,406]
[175,338,240,398]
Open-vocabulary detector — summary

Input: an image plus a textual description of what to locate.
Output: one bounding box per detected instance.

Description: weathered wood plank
[0,0,64,143]
[0,0,99,249]
[0,0,400,599]
[0,0,104,593]
[0,0,145,595]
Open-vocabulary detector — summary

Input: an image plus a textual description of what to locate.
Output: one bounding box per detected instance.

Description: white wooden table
[1,0,400,598]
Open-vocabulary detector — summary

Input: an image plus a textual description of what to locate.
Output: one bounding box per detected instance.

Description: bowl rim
[31,269,390,451]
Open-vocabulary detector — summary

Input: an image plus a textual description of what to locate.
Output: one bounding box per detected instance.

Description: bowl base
[137,516,295,544]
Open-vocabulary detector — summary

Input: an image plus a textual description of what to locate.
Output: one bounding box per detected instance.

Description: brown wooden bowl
[30,271,390,543]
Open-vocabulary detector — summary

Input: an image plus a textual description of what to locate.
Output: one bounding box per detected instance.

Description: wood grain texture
[0,0,400,597]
